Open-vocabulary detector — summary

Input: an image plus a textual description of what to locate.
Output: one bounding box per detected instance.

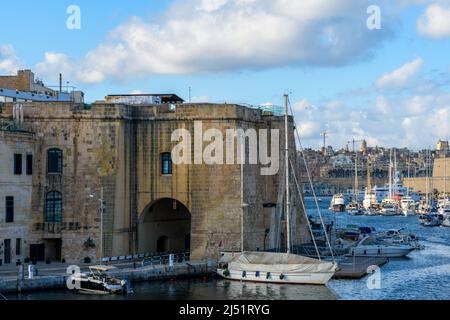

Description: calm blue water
[5,197,450,300]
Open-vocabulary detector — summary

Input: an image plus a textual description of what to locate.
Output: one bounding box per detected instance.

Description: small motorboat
[348,236,414,258]
[422,214,442,227]
[70,265,129,294]
[346,202,364,215]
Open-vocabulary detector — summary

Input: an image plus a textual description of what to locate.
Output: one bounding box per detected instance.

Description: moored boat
[330,194,346,212]
[348,236,414,258]
[70,265,129,295]
[217,252,337,285]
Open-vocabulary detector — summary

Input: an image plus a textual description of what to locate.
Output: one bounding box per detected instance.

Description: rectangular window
[16,238,21,256]
[14,154,22,175]
[5,196,14,223]
[161,153,173,175]
[4,239,11,264]
[26,154,33,175]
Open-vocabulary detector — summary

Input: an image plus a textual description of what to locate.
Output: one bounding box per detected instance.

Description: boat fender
[223,269,230,277]
[378,249,381,254]
[364,250,367,255]
[266,272,271,279]
[242,271,246,278]
[279,274,285,280]
[255,271,260,277]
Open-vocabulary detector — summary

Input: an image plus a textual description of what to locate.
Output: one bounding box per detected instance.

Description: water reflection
[7,278,337,300]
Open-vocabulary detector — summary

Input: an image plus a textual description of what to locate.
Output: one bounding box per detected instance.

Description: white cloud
[376,95,391,114]
[293,92,450,150]
[292,98,312,112]
[34,0,391,84]
[375,57,423,89]
[417,3,450,39]
[0,44,22,74]
[404,95,434,115]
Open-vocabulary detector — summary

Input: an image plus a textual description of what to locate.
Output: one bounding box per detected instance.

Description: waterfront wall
[0,262,213,294]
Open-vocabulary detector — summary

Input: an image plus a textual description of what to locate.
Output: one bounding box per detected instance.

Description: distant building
[436,140,449,158]
[105,94,184,105]
[360,139,367,154]
[331,154,353,167]
[0,70,84,103]
[0,127,34,265]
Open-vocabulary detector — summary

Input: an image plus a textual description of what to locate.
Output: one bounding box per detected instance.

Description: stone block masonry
[0,101,310,263]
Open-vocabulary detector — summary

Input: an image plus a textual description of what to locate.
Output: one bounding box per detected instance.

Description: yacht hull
[349,247,413,258]
[216,268,335,285]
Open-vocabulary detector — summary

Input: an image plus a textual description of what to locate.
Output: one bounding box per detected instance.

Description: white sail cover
[221,251,336,274]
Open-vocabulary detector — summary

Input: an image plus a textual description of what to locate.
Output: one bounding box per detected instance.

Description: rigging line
[287,97,336,263]
[289,159,321,260]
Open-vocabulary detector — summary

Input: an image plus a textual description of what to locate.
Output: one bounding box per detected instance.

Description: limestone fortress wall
[0,101,309,262]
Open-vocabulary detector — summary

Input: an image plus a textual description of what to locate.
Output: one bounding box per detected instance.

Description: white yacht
[348,236,414,258]
[401,196,416,216]
[380,198,401,216]
[437,194,450,216]
[70,266,128,295]
[330,194,346,212]
[217,252,337,285]
[442,215,450,227]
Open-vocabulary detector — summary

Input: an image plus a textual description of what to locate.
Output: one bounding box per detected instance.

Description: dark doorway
[30,244,45,262]
[44,239,62,261]
[139,198,191,253]
[4,239,11,264]
[157,236,169,253]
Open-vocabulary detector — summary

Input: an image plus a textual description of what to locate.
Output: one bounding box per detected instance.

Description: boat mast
[407,152,410,197]
[240,135,245,252]
[354,139,358,203]
[389,149,393,199]
[367,157,372,195]
[444,146,447,197]
[284,94,291,254]
[426,148,429,206]
[394,148,397,198]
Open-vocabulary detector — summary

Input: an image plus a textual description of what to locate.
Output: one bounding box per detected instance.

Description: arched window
[161,152,172,175]
[47,149,63,174]
[45,191,62,222]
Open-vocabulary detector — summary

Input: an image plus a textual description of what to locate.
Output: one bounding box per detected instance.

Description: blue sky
[1,0,449,150]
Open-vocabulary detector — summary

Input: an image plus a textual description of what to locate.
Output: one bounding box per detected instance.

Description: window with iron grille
[45,191,63,222]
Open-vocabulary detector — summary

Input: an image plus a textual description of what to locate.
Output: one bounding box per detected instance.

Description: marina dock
[334,256,388,279]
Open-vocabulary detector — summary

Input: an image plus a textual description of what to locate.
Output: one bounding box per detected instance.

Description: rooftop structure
[0,70,84,103]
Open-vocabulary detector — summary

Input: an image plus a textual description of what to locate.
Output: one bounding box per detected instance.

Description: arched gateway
[138,198,191,253]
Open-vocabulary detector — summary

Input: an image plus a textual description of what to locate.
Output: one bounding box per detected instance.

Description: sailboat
[380,149,401,216]
[346,145,363,215]
[401,158,416,216]
[363,158,379,215]
[216,95,338,285]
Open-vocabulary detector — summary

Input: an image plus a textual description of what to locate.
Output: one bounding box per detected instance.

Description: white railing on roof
[239,103,284,116]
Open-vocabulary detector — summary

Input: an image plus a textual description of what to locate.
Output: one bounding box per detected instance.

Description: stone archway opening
[138,198,191,253]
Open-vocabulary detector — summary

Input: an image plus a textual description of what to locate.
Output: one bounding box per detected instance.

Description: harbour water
[5,197,450,300]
